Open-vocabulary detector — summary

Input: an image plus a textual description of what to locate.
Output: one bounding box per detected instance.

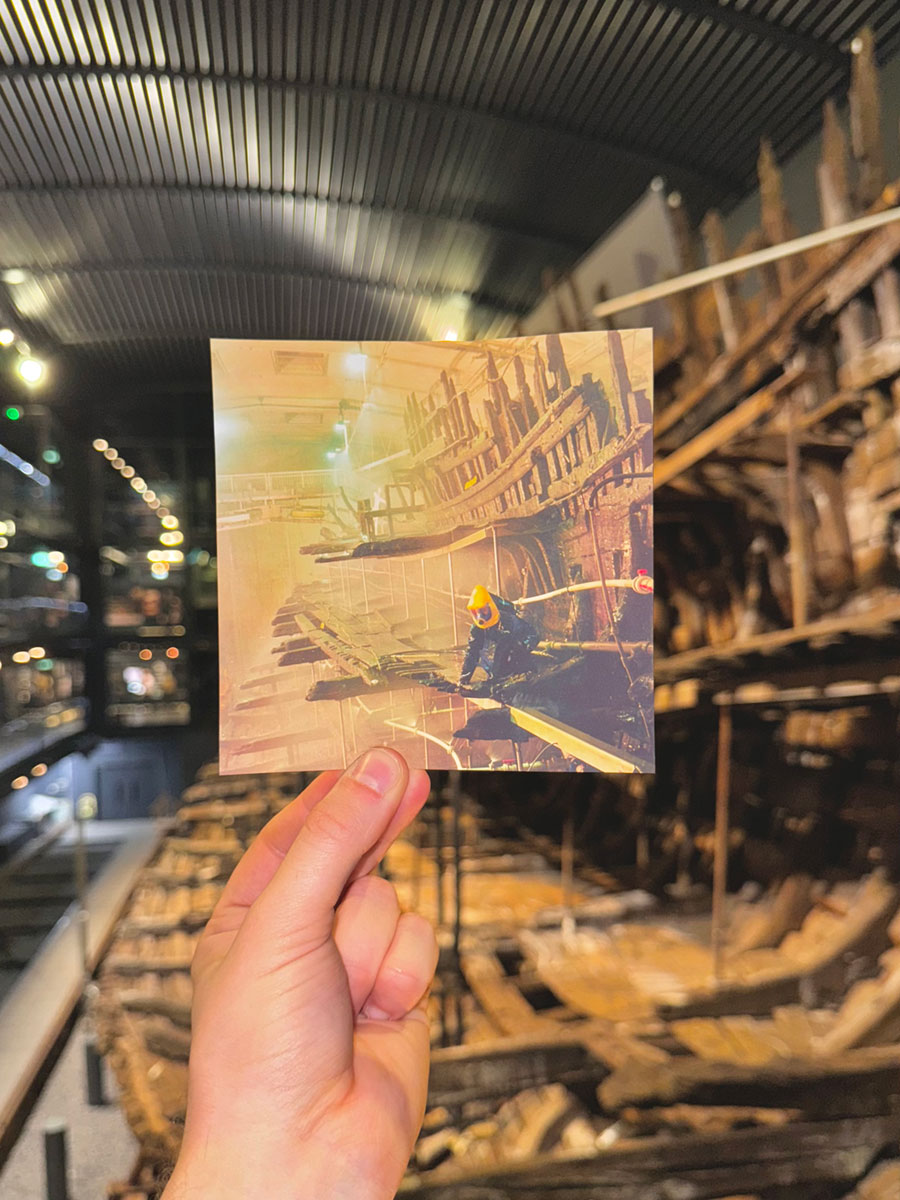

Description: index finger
[251,748,427,953]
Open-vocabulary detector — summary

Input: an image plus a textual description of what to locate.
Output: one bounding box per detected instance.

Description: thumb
[246,747,410,956]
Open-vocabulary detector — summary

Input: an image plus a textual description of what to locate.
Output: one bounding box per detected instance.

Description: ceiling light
[29,646,46,658]
[0,329,14,346]
[159,530,184,546]
[11,775,28,789]
[112,457,125,469]
[103,447,118,460]
[121,465,135,479]
[131,477,146,492]
[142,490,156,503]
[161,515,179,529]
[31,763,47,777]
[441,328,459,341]
[150,562,169,579]
[344,352,367,378]
[12,650,30,663]
[3,269,26,285]
[93,439,108,452]
[18,358,44,384]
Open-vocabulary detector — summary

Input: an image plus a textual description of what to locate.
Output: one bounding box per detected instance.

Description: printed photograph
[213,332,654,773]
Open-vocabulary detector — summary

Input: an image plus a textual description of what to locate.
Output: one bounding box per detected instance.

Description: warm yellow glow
[103,447,118,460]
[160,530,184,546]
[161,515,179,530]
[18,358,44,384]
[11,775,28,790]
[147,549,184,564]
[47,551,64,565]
[12,650,30,663]
[131,477,146,492]
[150,562,169,579]
[31,763,47,777]
[29,646,46,658]
[92,438,108,452]
[442,328,459,341]
[166,647,180,659]
[121,465,135,479]
[112,457,125,469]
[139,648,153,661]
[0,328,15,346]
[148,498,160,509]
[143,490,157,503]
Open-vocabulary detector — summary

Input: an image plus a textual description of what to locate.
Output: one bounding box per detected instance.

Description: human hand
[163,749,436,1200]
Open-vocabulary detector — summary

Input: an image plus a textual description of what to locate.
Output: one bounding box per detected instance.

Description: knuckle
[304,799,356,846]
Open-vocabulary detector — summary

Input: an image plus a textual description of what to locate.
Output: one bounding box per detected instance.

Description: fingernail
[347,748,401,795]
[362,1002,393,1021]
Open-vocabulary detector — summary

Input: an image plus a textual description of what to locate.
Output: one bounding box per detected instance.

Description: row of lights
[0,327,45,385]
[138,647,180,660]
[11,762,49,790]
[92,439,184,580]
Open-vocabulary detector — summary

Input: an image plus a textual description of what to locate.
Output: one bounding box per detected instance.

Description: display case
[92,433,218,731]
[0,403,90,779]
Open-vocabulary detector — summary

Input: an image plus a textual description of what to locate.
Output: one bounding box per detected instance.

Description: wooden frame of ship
[226,331,655,774]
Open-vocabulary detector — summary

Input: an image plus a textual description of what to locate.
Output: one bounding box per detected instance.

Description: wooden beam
[507,707,653,773]
[654,385,776,487]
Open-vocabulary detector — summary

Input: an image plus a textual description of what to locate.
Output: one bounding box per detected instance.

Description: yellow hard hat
[467,585,499,629]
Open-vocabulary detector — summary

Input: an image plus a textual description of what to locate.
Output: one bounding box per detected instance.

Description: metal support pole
[785,395,808,627]
[44,1120,69,1200]
[447,553,459,647]
[449,770,464,1046]
[561,800,575,945]
[712,701,734,981]
[74,811,89,987]
[85,1036,106,1106]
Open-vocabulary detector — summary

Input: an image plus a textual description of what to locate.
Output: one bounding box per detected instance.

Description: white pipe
[516,578,652,604]
[384,719,463,769]
[592,205,900,320]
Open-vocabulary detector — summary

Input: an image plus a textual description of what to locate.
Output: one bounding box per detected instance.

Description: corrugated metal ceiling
[0,0,898,387]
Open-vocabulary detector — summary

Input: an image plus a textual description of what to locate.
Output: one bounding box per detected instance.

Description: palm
[172,755,436,1200]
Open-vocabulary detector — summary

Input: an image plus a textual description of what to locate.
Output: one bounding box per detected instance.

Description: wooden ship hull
[97,762,900,1199]
[99,22,900,1200]
[225,330,654,774]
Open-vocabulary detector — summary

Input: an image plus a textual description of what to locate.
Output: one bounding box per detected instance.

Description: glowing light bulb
[18,358,44,384]
[161,515,179,530]
[93,439,108,452]
[0,328,15,346]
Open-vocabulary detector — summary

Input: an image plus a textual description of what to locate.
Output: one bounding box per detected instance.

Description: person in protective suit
[458,585,541,690]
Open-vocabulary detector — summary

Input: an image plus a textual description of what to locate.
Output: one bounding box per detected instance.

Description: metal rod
[516,578,652,604]
[538,639,651,652]
[785,395,808,627]
[85,1036,106,1106]
[712,701,734,982]
[449,770,464,1046]
[44,1120,68,1200]
[561,800,575,944]
[74,810,89,987]
[447,552,459,647]
[592,204,900,320]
